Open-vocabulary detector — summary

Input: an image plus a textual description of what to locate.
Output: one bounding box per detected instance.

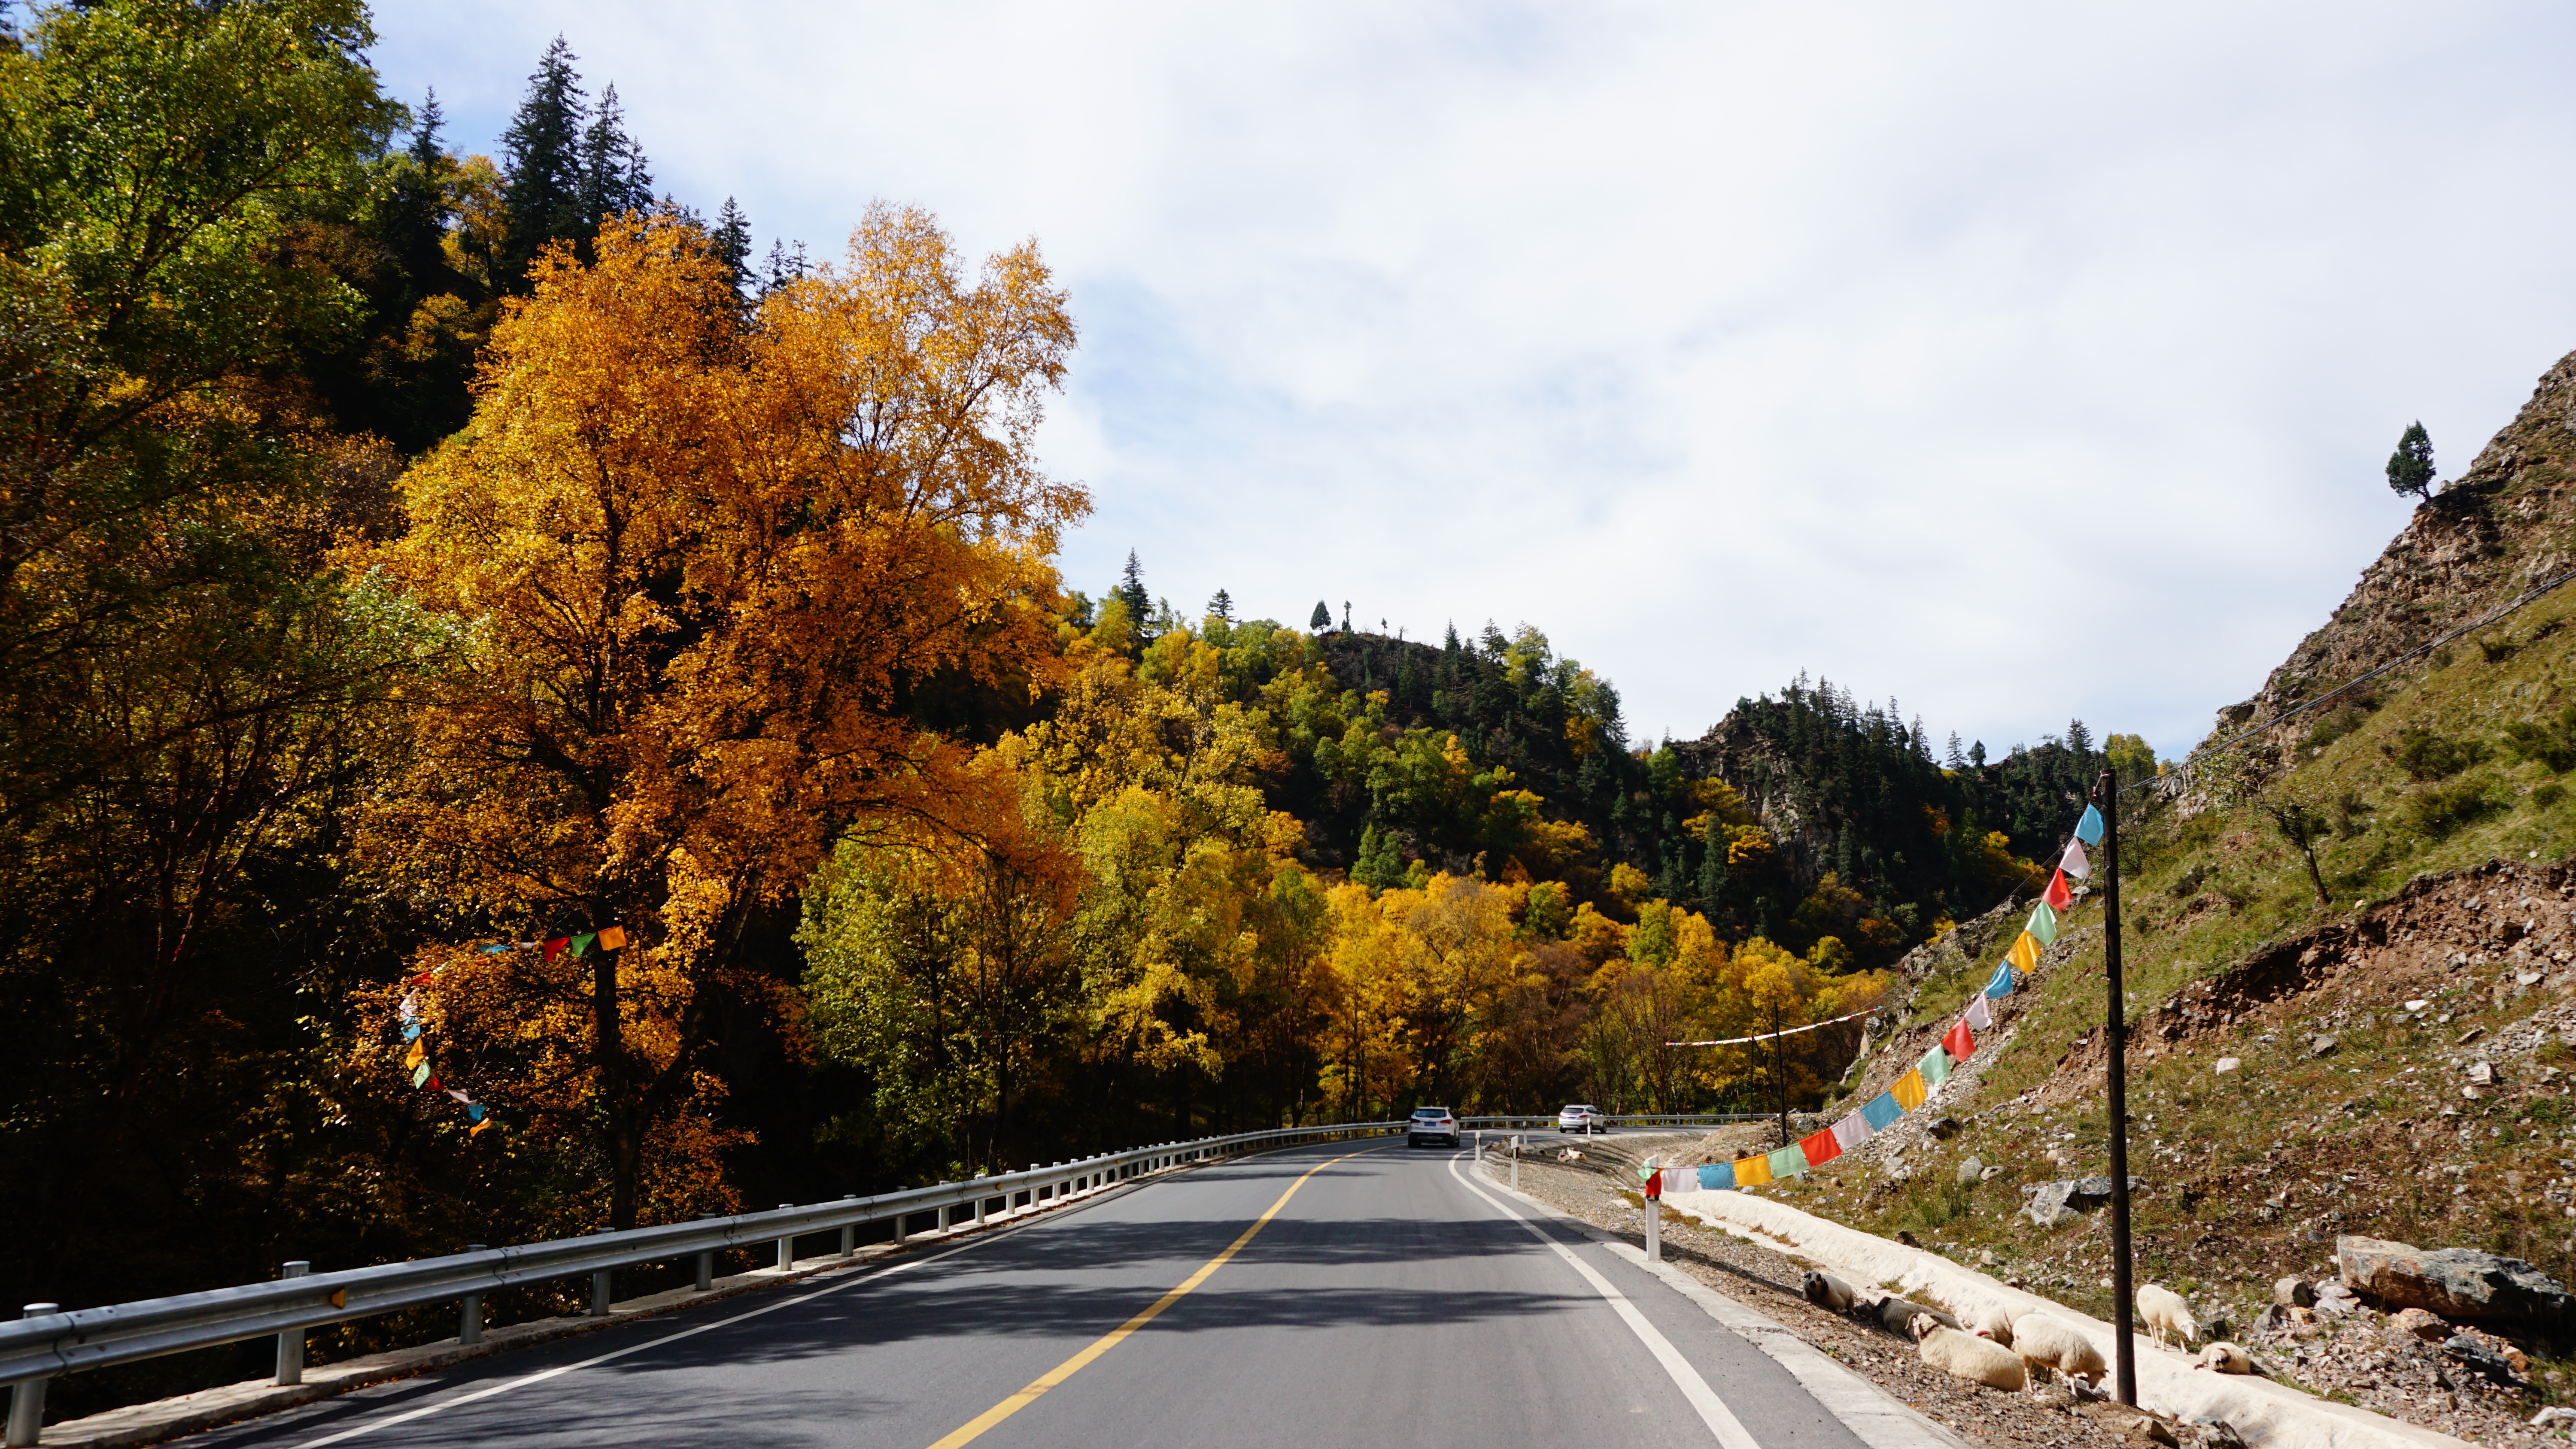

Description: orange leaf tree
[367,206,1083,1229]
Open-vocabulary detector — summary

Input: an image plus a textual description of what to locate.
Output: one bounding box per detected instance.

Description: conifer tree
[1207,588,1233,621]
[1310,600,1331,631]
[498,37,587,290]
[2386,421,2434,500]
[575,82,653,254]
[711,197,754,298]
[1117,551,1149,626]
[760,238,811,297]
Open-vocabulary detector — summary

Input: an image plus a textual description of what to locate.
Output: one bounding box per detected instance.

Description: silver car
[1407,1106,1459,1147]
[1558,1103,1606,1134]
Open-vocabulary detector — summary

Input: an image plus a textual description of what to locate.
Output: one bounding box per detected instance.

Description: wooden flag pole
[2098,770,2137,1407]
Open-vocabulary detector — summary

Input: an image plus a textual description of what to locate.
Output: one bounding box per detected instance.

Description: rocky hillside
[1705,348,2576,1445]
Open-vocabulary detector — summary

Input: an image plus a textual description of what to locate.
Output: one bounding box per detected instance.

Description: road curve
[177,1140,1874,1449]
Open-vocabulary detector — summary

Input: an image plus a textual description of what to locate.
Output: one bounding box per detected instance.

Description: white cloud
[371,0,2576,760]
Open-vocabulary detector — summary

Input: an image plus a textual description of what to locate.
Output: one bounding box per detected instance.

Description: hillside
[1725,348,2576,1439]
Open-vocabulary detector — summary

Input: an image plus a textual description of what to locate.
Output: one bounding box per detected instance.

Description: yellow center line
[923,1143,1384,1449]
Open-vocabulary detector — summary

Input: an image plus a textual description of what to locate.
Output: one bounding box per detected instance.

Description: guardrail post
[694,1251,714,1292]
[777,1205,795,1267]
[275,1262,310,1385]
[1512,1136,1521,1190]
[6,1304,58,1447]
[841,1195,857,1256]
[589,1270,611,1318]
[974,1191,987,1225]
[460,1246,486,1345]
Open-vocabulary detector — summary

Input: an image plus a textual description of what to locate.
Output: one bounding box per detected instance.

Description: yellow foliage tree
[365,207,1083,1228]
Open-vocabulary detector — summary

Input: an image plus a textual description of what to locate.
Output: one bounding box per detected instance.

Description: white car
[1558,1103,1607,1134]
[1407,1106,1459,1147]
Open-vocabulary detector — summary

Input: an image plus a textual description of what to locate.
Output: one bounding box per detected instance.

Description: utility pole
[2098,771,2137,1407]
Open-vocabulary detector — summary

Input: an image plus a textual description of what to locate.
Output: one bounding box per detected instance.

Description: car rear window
[1564,1105,1594,1112]
[1414,1108,1449,1116]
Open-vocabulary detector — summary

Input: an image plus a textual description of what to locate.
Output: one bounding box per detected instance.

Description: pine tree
[1207,588,1233,622]
[759,238,811,297]
[1944,731,1965,771]
[575,82,653,255]
[711,198,754,300]
[1310,600,1331,631]
[2387,421,2435,500]
[384,90,453,292]
[498,37,588,291]
[1117,551,1149,626]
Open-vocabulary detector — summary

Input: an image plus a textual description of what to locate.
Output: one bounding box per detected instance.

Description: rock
[2388,1307,2449,1341]
[2457,1025,2488,1045]
[2337,1234,2576,1328]
[2312,1280,2361,1317]
[2467,1061,2495,1085]
[2308,1034,2338,1057]
[2272,1276,2315,1307]
[2214,1057,2241,1074]
[2534,1406,2576,1429]
[2520,970,2546,986]
[2023,1175,2139,1227]
[2442,1334,2526,1386]
[2405,998,2430,1012]
[2187,1418,2249,1448]
[1981,1164,2003,1181]
[1956,1155,1984,1185]
[2124,1413,2180,1446]
[1927,1116,1960,1139]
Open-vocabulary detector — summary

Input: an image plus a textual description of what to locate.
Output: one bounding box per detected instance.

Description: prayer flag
[2006,931,2040,973]
[572,933,595,957]
[471,1119,492,1137]
[1699,1163,1735,1191]
[1735,1153,1773,1187]
[2061,839,2091,879]
[542,936,569,962]
[1942,1019,1975,1061]
[1800,1129,1841,1167]
[480,944,508,955]
[1861,1091,1903,1131]
[598,926,627,950]
[2075,804,2105,845]
[410,1062,430,1087]
[1985,961,2016,998]
[402,1023,421,1042]
[1891,1069,1928,1111]
[2044,870,2073,912]
[1918,1044,1951,1087]
[424,1076,440,1093]
[404,1039,426,1068]
[466,1104,485,1123]
[398,994,418,1022]
[2027,900,2059,947]
[409,972,434,986]
[447,1089,471,1105]
[1965,994,1993,1031]
[1832,1111,1874,1149]
[1767,1145,1807,1179]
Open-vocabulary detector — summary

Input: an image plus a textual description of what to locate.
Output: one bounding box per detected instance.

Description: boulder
[2442,1334,2526,1387]
[2307,1034,2338,1057]
[2023,1176,2140,1228]
[2272,1276,2314,1308]
[2388,1307,2449,1342]
[1956,1155,1985,1185]
[1928,1116,1960,1139]
[2312,1280,2361,1317]
[2336,1234,2576,1328]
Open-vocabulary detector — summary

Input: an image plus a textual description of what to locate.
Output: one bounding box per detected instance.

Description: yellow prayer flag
[2005,930,2039,973]
[470,1119,493,1137]
[404,1040,425,1068]
[1734,1153,1773,1187]
[597,926,627,950]
[1891,1067,1928,1111]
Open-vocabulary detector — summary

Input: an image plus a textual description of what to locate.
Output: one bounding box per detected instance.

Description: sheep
[2009,1312,2107,1392]
[1875,1294,1959,1336]
[1964,1301,2014,1347]
[1912,1314,2027,1390]
[2137,1285,2198,1352]
[2195,1341,2251,1375]
[1802,1270,1856,1313]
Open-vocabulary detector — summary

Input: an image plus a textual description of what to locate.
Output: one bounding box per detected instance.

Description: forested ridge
[0,1,2160,1413]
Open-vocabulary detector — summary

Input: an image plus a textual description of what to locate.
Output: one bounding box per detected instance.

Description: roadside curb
[1472,1156,1973,1449]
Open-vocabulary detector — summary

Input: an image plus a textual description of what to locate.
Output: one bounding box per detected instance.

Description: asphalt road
[180,1141,1872,1449]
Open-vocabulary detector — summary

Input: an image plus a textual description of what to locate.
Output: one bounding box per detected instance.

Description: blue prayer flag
[2075,804,2105,845]
[402,1023,421,1041]
[1699,1163,1735,1191]
[1985,962,2016,998]
[1861,1091,1903,1131]
[466,1104,484,1123]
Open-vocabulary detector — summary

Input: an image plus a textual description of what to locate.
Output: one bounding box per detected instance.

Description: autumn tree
[369,206,1083,1230]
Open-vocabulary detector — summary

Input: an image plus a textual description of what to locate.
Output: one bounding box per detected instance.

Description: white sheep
[1965,1301,2014,1347]
[1802,1270,1855,1313]
[2137,1285,2198,1352]
[1912,1314,2027,1390]
[2194,1341,2251,1374]
[2010,1312,2106,1392]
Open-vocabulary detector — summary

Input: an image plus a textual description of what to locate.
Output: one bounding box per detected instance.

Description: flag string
[395,922,628,1141]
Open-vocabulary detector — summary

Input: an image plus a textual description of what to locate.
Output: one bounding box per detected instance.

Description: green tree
[2387,420,2434,500]
[1311,600,1332,631]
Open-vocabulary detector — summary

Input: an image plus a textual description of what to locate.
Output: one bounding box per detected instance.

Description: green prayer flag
[1766,1144,1807,1179]
[410,1061,431,1088]
[1918,1043,1951,1087]
[2027,900,2059,947]
[572,933,596,957]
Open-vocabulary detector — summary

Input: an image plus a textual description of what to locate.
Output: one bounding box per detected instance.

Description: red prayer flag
[1942,1019,1975,1061]
[2043,870,2073,912]
[423,1076,441,1093]
[1800,1128,1842,1167]
[542,936,569,962]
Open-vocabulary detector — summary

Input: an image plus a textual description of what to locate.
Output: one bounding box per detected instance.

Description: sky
[369,3,2576,762]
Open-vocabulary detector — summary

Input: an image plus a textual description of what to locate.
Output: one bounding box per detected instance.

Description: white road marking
[1446,1154,1763,1449]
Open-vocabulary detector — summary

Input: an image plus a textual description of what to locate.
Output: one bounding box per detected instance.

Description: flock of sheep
[1801,1271,2253,1393]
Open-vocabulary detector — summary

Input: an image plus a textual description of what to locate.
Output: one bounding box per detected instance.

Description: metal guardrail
[0,1120,1402,1444]
[1459,1113,1770,1130]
